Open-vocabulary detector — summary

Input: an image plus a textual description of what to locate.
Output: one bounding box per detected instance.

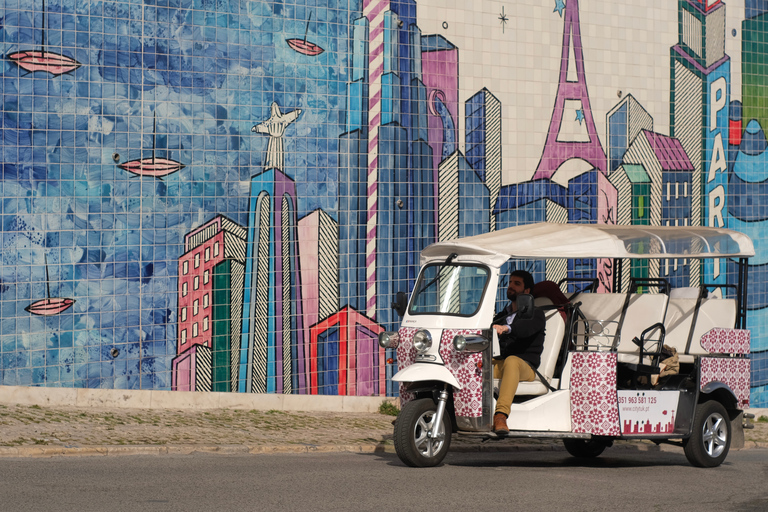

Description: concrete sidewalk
[0,386,766,458]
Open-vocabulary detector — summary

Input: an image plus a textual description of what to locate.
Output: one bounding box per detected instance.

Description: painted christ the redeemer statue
[252,102,302,171]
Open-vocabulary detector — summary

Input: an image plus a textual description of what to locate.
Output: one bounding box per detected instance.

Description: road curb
[0,443,395,458]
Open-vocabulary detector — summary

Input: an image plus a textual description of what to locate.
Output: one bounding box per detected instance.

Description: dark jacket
[492,305,546,368]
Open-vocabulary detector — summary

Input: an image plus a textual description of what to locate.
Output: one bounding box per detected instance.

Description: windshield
[409,263,490,316]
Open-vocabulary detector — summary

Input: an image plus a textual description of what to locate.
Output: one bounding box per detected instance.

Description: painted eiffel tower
[534,0,607,179]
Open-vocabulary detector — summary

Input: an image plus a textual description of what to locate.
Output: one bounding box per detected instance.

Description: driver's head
[507,269,534,302]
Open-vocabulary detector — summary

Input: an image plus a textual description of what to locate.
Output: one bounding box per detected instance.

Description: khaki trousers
[493,356,535,416]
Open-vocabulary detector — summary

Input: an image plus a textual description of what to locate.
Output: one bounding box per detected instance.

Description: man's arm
[493,307,545,337]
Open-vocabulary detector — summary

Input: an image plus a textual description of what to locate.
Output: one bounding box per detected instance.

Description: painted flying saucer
[118,157,185,178]
[25,297,75,316]
[8,0,81,76]
[8,50,81,75]
[286,38,324,56]
[286,12,324,56]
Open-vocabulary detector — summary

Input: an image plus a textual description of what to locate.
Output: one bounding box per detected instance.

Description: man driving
[491,269,546,434]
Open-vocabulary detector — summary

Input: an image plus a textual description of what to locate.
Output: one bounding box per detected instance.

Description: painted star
[498,7,509,33]
[554,0,566,17]
[575,109,585,125]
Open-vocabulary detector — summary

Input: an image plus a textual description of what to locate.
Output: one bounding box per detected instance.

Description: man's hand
[493,324,510,336]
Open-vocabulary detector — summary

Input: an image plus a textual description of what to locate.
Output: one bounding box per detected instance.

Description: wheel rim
[412,410,444,458]
[701,411,727,458]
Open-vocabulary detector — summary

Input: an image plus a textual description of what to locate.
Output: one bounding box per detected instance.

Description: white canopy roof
[420,223,755,268]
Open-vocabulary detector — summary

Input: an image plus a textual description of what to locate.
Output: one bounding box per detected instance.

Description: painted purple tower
[238,104,306,394]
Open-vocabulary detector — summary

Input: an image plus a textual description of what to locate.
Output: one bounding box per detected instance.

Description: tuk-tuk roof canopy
[421,223,755,266]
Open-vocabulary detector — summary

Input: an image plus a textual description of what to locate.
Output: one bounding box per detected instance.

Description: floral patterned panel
[438,329,484,418]
[700,357,751,409]
[699,328,751,355]
[396,328,418,405]
[570,351,620,436]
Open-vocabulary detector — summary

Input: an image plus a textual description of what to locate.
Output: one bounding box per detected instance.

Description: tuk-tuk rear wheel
[683,400,731,468]
[394,398,452,468]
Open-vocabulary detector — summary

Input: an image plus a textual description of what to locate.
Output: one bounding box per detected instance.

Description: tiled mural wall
[1,0,768,405]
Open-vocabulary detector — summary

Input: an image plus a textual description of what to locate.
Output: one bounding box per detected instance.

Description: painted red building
[308,306,385,396]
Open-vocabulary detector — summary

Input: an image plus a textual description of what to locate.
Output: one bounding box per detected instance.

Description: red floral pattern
[570,352,620,436]
[396,328,418,405]
[700,328,751,355]
[438,329,484,418]
[700,357,751,409]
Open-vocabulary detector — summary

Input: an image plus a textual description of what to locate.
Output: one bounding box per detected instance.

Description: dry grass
[0,404,395,448]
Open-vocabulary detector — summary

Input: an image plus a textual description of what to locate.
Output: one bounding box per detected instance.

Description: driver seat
[514,297,566,396]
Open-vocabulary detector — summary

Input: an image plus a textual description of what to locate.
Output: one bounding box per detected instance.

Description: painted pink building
[172,215,246,391]
[297,209,339,384]
[421,35,459,176]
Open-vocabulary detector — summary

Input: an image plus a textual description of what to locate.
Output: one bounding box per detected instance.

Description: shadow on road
[359,446,700,470]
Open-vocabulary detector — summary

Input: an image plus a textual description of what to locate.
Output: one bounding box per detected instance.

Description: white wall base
[0,385,396,414]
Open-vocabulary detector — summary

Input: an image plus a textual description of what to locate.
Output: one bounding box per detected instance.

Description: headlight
[378,331,400,349]
[453,334,489,353]
[413,330,433,353]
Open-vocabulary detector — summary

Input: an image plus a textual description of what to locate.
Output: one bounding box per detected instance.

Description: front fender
[392,363,462,390]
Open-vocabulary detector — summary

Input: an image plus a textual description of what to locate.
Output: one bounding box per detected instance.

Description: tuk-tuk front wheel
[683,400,731,468]
[394,398,452,467]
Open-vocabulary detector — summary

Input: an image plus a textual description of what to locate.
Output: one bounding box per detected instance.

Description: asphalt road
[2,449,766,511]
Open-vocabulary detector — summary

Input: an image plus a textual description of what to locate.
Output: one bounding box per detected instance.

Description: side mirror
[516,293,534,319]
[391,291,408,318]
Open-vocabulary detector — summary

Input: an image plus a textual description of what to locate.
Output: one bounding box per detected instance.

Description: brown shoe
[493,413,509,434]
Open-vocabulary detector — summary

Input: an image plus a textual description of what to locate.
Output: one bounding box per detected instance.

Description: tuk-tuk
[379,223,754,467]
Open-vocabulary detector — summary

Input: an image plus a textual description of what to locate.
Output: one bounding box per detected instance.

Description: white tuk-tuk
[379,223,754,467]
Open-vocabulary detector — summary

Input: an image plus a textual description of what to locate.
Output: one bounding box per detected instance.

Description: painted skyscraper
[670,0,730,289]
[362,0,418,320]
[341,0,443,326]
[466,88,502,231]
[438,151,490,241]
[298,208,340,383]
[734,6,768,405]
[173,215,246,392]
[743,9,768,134]
[239,105,306,395]
[622,130,695,287]
[609,163,652,290]
[421,35,459,177]
[606,94,653,175]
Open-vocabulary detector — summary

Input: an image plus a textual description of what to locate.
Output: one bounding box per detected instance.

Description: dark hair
[510,269,534,291]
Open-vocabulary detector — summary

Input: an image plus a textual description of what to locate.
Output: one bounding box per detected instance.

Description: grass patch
[378,401,399,417]
[757,415,768,423]
[3,438,28,446]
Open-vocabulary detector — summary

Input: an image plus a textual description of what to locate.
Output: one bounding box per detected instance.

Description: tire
[683,400,731,468]
[563,438,607,458]
[394,398,452,467]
